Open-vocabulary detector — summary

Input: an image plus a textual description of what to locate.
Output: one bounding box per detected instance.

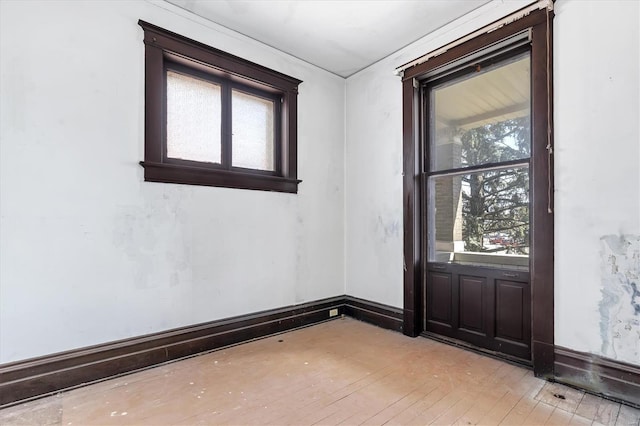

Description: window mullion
[274,96,283,174]
[221,83,232,169]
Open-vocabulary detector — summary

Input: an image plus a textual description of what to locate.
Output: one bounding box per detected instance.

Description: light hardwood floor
[1,318,638,425]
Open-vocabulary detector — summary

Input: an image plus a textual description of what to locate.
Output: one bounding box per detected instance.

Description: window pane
[428,167,529,269]
[430,54,531,172]
[232,90,275,171]
[166,70,221,163]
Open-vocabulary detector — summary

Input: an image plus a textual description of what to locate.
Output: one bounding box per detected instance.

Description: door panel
[426,271,453,328]
[496,280,526,341]
[422,50,533,361]
[425,263,531,360]
[495,279,531,360]
[458,275,486,335]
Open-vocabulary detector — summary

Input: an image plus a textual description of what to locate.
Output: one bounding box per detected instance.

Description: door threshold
[420,331,533,368]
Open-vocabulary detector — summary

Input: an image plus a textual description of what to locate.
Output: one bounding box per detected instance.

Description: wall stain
[112,187,191,290]
[376,214,400,243]
[630,282,640,315]
[599,234,640,365]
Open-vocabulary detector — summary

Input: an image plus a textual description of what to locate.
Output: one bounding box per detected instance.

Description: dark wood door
[425,263,531,360]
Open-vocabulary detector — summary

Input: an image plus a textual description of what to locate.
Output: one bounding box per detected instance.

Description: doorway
[400,7,554,376]
[423,51,532,361]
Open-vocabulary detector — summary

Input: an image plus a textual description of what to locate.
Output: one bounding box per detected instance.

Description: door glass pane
[430,54,531,172]
[232,89,275,171]
[428,167,529,269]
[166,71,222,163]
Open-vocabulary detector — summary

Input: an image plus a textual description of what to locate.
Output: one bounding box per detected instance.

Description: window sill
[140,161,301,193]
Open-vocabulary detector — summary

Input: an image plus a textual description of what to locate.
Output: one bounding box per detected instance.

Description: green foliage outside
[460,117,530,255]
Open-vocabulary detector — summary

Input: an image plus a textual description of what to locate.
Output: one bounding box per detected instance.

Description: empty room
[0,0,639,424]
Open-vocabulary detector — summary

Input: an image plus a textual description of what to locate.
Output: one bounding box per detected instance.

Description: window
[138,21,302,193]
[399,2,553,375]
[426,51,531,269]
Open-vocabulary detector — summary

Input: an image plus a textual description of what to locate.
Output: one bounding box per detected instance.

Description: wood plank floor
[1,318,638,425]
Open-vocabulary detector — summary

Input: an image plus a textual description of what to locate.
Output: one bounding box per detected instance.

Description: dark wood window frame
[139,20,302,193]
[401,7,554,377]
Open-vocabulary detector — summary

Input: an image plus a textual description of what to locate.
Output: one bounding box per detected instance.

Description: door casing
[401,7,554,377]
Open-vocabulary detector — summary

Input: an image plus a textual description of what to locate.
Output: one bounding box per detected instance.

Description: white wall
[345,0,532,308]
[2,0,637,369]
[345,0,640,366]
[0,0,345,363]
[554,0,639,365]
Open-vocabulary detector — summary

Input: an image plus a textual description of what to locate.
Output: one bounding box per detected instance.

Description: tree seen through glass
[460,117,530,255]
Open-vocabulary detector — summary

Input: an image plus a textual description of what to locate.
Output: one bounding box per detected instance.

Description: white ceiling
[165,0,492,78]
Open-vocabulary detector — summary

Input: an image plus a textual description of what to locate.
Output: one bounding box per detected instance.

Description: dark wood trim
[9,298,637,411]
[402,78,422,337]
[144,44,164,163]
[0,295,408,408]
[140,161,301,193]
[400,7,555,374]
[221,77,233,168]
[0,296,344,407]
[402,8,548,81]
[343,296,403,333]
[285,89,298,179]
[554,346,640,408]
[139,20,302,193]
[138,20,301,90]
[530,11,555,378]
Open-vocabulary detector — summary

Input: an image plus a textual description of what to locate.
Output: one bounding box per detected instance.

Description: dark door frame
[401,7,554,377]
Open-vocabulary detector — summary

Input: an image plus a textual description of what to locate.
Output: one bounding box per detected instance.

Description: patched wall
[600,235,640,365]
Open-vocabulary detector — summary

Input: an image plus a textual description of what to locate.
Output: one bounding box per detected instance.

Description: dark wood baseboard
[0,295,406,408]
[0,296,345,407]
[343,296,404,333]
[554,346,640,407]
[5,298,639,410]
[533,340,555,379]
